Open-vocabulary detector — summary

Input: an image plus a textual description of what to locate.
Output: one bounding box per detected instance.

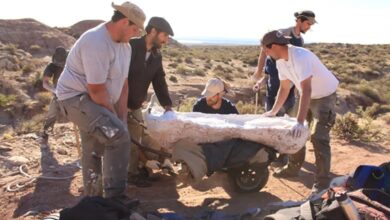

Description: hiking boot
[128,175,152,188]
[273,165,299,178]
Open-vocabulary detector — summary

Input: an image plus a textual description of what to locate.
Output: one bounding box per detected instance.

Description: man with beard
[127,17,174,187]
[193,78,238,114]
[261,30,338,195]
[251,10,317,170]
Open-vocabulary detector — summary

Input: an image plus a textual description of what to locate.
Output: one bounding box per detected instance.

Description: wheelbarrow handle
[130,138,172,159]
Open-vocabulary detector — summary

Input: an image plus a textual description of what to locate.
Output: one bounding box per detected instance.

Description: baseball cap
[201,78,227,98]
[261,30,290,46]
[112,1,146,30]
[294,10,317,25]
[147,17,174,36]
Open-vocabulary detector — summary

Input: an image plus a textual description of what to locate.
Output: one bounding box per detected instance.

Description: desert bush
[357,84,381,103]
[29,44,41,53]
[22,64,35,74]
[0,93,16,108]
[168,62,178,68]
[15,113,45,134]
[176,97,197,112]
[175,65,190,75]
[169,75,178,83]
[333,112,381,142]
[35,92,52,105]
[4,44,18,55]
[184,57,193,64]
[175,57,183,63]
[235,101,262,114]
[382,114,390,125]
[193,68,206,76]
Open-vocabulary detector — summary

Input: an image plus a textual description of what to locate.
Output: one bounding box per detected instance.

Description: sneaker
[273,165,299,178]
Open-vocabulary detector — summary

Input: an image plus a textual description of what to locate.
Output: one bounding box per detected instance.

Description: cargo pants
[43,96,61,133]
[58,94,130,198]
[287,93,337,181]
[127,108,164,177]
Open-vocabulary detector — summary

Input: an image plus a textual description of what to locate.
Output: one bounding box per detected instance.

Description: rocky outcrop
[70,20,104,38]
[0,18,75,55]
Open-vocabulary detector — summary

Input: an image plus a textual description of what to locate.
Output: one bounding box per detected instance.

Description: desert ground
[0,19,389,219]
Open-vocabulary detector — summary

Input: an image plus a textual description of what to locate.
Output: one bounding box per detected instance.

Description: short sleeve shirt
[43,63,64,86]
[56,22,131,103]
[276,45,339,99]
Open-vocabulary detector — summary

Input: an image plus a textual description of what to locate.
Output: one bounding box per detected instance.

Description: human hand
[262,111,276,117]
[290,122,305,138]
[145,160,161,170]
[163,110,177,120]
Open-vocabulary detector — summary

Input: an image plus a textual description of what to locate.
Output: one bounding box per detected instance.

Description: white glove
[290,122,305,138]
[163,111,177,120]
[262,111,276,117]
[253,83,260,92]
[145,160,161,170]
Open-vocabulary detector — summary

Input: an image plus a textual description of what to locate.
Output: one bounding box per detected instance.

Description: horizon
[1,0,390,45]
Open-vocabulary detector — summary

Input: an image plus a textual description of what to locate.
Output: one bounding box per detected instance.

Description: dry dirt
[0,122,389,220]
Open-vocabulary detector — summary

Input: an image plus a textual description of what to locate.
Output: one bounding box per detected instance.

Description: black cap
[147,17,174,36]
[261,30,291,46]
[52,46,68,67]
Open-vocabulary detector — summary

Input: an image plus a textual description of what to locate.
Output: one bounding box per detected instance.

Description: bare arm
[87,83,116,114]
[251,48,267,82]
[296,77,312,124]
[42,76,56,93]
[114,79,129,123]
[270,79,291,115]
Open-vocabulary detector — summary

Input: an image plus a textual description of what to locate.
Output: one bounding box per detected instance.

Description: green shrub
[35,92,52,105]
[16,113,45,134]
[235,101,262,114]
[333,112,381,142]
[169,75,178,83]
[193,68,205,76]
[176,98,197,112]
[168,62,178,68]
[184,57,193,64]
[22,64,35,74]
[0,93,16,107]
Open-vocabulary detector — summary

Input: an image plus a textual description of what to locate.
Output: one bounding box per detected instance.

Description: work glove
[290,122,305,138]
[145,160,161,170]
[163,111,177,120]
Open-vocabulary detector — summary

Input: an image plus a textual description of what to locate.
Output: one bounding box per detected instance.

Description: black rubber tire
[228,163,269,193]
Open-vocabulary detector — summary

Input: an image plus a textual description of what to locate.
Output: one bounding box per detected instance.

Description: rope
[269,166,307,199]
[5,163,79,192]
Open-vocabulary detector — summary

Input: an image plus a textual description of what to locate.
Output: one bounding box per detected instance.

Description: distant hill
[0,19,75,55]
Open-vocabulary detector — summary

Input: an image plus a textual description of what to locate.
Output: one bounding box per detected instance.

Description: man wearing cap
[56,2,145,198]
[252,10,317,168]
[126,17,175,187]
[41,46,68,142]
[261,30,339,194]
[193,78,238,114]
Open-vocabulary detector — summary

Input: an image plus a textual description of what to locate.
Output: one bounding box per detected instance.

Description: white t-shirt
[56,22,131,104]
[276,45,339,99]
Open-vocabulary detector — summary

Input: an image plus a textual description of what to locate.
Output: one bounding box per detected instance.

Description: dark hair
[296,16,309,22]
[294,11,315,22]
[145,25,160,35]
[265,43,287,49]
[111,10,126,22]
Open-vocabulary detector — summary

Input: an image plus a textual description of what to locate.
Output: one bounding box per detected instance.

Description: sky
[1,0,390,44]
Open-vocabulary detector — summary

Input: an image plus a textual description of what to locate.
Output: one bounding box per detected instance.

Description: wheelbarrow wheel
[228,163,269,193]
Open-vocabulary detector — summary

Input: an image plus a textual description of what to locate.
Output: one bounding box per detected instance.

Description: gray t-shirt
[56,22,131,104]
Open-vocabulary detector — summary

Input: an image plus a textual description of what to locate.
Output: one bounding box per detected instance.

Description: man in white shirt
[56,2,145,199]
[261,30,339,194]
